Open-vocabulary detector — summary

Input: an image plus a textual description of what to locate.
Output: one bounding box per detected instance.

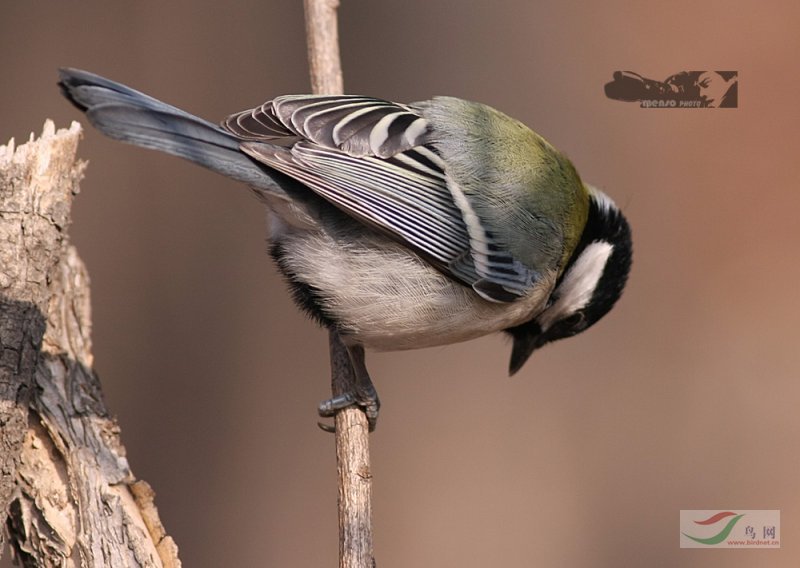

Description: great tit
[58,68,632,429]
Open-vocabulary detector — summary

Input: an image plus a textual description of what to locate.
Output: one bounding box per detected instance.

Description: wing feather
[223,95,429,157]
[224,96,539,302]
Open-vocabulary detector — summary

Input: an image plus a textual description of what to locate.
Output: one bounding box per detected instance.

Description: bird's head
[505,186,632,374]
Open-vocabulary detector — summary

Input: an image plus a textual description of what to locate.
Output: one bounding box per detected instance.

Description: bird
[58,68,632,430]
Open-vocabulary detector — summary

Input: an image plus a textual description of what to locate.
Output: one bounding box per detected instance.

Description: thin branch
[304,0,344,95]
[328,332,374,568]
[302,2,375,567]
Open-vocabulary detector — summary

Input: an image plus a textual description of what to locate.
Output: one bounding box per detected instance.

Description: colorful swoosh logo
[682,513,745,545]
[693,511,738,525]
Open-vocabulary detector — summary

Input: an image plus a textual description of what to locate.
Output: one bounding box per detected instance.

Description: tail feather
[59,68,201,119]
[58,68,282,192]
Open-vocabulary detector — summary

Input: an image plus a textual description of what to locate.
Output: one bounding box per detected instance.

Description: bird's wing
[223,95,429,157]
[224,96,538,302]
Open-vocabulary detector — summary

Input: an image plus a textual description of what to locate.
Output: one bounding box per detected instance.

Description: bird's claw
[317,388,380,432]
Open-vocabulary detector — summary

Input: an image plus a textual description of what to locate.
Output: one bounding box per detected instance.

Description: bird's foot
[318,384,380,432]
[318,337,380,432]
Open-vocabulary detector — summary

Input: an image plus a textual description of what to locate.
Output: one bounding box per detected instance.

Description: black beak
[507,321,546,376]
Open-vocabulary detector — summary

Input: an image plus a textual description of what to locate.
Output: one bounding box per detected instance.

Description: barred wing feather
[224,95,428,157]
[225,96,537,302]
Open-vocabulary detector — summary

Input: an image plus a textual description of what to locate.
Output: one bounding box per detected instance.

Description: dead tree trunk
[0,121,180,567]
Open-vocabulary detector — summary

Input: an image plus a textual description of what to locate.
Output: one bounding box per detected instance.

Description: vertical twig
[302,2,375,567]
[328,332,374,568]
[303,0,344,94]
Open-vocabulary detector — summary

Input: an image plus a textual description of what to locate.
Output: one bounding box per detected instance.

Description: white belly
[276,229,555,351]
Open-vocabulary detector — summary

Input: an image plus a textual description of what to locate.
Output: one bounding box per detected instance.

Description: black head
[506,187,632,375]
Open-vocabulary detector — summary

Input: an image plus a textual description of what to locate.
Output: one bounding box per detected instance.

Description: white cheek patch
[538,241,614,330]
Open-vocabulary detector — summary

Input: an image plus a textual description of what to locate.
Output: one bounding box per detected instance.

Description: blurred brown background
[2,1,799,566]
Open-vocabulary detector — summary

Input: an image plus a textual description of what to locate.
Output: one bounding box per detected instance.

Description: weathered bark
[0,121,180,567]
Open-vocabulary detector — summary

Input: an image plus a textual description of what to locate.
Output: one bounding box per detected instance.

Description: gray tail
[58,68,281,191]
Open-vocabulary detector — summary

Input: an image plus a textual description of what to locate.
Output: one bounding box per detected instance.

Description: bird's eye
[567,312,586,329]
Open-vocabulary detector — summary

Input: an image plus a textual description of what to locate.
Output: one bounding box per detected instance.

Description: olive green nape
[552,154,590,272]
[418,96,591,276]
[508,125,589,272]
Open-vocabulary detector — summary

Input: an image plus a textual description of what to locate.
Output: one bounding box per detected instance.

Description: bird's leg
[345,344,381,429]
[318,341,381,431]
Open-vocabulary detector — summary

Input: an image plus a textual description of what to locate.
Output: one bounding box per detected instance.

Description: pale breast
[275,228,555,351]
